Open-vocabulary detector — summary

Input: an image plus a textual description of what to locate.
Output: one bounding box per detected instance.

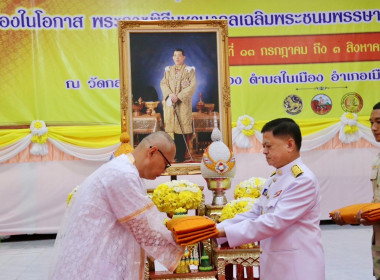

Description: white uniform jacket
[217,157,325,280]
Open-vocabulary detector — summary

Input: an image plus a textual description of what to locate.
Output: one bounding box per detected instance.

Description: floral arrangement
[232,115,255,149]
[339,112,359,143]
[219,197,257,222]
[234,177,266,200]
[219,176,266,222]
[152,180,203,214]
[30,120,49,156]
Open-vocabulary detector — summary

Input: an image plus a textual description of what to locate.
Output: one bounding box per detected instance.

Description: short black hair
[174,48,185,56]
[373,102,380,110]
[261,118,302,151]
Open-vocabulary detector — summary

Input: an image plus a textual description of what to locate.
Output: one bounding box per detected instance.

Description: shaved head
[139,131,175,153]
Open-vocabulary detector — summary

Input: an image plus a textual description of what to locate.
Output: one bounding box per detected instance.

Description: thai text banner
[0,0,379,127]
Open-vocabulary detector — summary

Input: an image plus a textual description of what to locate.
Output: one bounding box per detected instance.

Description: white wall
[0,147,377,235]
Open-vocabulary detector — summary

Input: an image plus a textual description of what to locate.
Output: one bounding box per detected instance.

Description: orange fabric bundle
[176,229,219,245]
[166,216,218,245]
[361,203,380,222]
[329,203,380,224]
[166,216,216,234]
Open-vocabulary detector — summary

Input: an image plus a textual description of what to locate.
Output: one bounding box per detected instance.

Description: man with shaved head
[49,131,184,280]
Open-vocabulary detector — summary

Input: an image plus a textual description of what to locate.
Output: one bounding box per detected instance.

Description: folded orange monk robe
[361,203,380,222]
[166,216,218,245]
[176,229,219,246]
[329,203,372,224]
[166,216,216,234]
[176,228,219,243]
[177,227,217,239]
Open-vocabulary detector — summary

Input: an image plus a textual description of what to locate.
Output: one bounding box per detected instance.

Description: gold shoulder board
[291,165,303,178]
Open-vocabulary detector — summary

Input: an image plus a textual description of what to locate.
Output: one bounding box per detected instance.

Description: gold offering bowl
[202,103,215,114]
[196,102,205,112]
[145,101,160,115]
[205,177,231,206]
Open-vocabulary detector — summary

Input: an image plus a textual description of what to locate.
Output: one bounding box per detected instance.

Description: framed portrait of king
[118,20,231,176]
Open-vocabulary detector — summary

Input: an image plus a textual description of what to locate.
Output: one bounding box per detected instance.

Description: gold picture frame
[118,20,231,176]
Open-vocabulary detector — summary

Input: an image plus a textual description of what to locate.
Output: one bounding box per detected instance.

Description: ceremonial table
[133,113,162,134]
[132,112,218,150]
[192,112,219,153]
[204,204,261,280]
[212,247,261,280]
[146,270,217,280]
[133,113,163,144]
[144,188,261,280]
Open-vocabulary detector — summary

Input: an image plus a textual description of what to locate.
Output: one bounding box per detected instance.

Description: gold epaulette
[291,165,303,178]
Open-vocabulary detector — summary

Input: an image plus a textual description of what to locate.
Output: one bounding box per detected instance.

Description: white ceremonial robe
[49,154,183,280]
[217,157,325,280]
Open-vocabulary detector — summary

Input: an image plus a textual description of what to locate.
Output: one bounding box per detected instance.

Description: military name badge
[273,190,282,198]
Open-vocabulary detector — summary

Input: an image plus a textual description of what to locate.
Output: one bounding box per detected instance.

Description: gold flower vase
[205,177,231,206]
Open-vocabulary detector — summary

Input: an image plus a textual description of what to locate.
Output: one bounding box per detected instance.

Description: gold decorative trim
[157,20,189,28]
[140,249,146,280]
[222,85,231,108]
[119,21,141,30]
[118,203,155,223]
[148,277,216,280]
[162,164,201,176]
[118,20,231,175]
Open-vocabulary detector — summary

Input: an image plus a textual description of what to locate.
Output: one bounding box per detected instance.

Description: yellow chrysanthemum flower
[219,198,257,222]
[234,177,266,200]
[152,180,202,214]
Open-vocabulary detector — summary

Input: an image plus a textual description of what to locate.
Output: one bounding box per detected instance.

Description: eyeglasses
[150,146,171,169]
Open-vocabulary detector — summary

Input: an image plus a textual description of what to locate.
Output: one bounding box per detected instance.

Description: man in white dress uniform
[216,118,325,280]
